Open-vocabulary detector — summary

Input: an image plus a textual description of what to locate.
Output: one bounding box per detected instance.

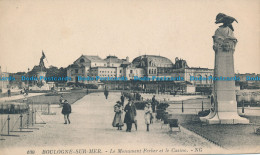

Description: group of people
[112,94,154,132]
[60,91,156,130]
[20,88,29,96]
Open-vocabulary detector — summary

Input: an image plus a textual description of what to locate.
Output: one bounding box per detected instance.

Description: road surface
[0,92,221,154]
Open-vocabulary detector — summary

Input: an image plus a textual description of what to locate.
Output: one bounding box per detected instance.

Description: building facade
[66,54,214,92]
[0,66,10,91]
[235,73,260,89]
[67,55,129,84]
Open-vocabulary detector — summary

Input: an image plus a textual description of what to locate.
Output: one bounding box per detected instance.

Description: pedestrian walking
[25,88,29,95]
[59,94,64,106]
[136,93,141,101]
[62,100,71,124]
[152,95,156,113]
[144,103,153,132]
[112,101,124,130]
[104,89,109,99]
[7,89,11,97]
[124,99,137,132]
[120,94,125,106]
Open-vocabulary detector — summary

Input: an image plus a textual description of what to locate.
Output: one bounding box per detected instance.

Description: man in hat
[124,98,137,132]
[62,100,72,124]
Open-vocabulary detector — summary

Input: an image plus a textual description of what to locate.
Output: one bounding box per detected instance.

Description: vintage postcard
[0,0,259,155]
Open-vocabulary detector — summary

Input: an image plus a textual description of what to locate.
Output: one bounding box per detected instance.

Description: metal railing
[0,103,48,140]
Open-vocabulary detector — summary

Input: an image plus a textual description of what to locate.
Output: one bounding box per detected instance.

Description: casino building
[67,54,213,93]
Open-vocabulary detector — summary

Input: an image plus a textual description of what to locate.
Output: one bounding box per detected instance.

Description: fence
[166,100,211,115]
[165,100,260,117]
[0,103,49,140]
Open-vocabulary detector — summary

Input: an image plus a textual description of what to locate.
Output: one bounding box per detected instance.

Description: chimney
[126,56,129,62]
[175,57,179,63]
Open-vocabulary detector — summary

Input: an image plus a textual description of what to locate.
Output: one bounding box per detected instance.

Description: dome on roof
[132,55,174,68]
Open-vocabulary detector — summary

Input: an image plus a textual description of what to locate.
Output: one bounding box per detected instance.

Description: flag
[42,50,46,59]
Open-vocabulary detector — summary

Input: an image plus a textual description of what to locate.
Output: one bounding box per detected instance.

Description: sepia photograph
[0,0,259,154]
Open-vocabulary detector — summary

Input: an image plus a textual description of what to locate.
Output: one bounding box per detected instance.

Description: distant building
[0,66,10,90]
[125,55,213,86]
[129,55,174,78]
[9,72,26,89]
[89,67,117,78]
[104,55,129,67]
[235,73,260,89]
[66,54,214,92]
[67,55,130,84]
[67,55,106,83]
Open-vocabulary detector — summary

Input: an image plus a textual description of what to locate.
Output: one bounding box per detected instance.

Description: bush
[85,84,98,89]
[198,109,210,117]
[256,127,260,135]
[157,102,169,110]
[122,92,135,100]
[134,101,149,110]
[196,87,212,94]
[67,82,75,87]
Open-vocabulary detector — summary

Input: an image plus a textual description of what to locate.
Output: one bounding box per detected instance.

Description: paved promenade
[0,92,223,155]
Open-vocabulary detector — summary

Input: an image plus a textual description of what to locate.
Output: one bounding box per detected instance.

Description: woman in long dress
[112,101,124,130]
[144,103,153,132]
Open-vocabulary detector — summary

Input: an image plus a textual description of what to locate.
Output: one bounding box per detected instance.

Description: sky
[0,0,259,73]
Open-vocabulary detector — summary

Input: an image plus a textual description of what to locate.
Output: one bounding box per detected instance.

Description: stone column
[200,27,249,124]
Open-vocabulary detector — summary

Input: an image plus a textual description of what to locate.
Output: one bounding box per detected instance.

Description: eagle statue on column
[215,13,238,31]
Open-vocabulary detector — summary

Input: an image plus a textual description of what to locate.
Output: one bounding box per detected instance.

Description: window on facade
[149,69,151,74]
[120,70,122,73]
[75,69,78,73]
[130,70,133,74]
[80,59,85,63]
[198,75,202,84]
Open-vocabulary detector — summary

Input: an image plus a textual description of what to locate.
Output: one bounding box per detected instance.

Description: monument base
[200,112,249,124]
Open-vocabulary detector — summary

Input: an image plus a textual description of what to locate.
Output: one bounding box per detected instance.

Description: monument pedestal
[200,27,249,124]
[201,111,249,124]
